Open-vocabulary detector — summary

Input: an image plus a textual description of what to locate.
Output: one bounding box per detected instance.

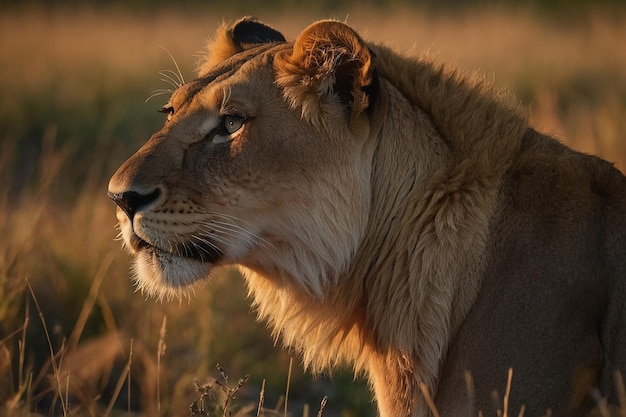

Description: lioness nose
[108,189,161,222]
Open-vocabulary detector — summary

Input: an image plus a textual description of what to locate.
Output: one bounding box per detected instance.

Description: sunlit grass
[0,5,624,416]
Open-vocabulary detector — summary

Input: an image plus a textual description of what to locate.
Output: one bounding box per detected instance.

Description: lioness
[108,17,626,417]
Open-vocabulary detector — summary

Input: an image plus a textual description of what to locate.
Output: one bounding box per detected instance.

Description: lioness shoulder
[109,17,626,417]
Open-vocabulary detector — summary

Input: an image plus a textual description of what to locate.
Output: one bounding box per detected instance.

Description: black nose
[108,189,161,221]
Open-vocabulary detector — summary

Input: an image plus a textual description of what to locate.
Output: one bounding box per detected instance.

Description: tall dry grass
[0,5,624,417]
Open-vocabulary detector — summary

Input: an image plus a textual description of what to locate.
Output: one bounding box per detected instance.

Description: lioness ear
[199,17,285,76]
[275,20,377,120]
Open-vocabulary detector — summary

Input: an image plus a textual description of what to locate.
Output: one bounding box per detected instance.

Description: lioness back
[108,17,626,417]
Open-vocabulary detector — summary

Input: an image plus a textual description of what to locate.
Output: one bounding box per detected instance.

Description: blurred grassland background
[0,1,625,416]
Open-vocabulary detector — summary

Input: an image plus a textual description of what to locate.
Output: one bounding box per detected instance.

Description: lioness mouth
[130,232,222,264]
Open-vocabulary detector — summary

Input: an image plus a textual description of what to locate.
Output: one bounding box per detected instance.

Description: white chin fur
[131,249,213,300]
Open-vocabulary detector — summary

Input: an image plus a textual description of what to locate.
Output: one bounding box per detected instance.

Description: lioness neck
[245,45,528,417]
[350,46,528,416]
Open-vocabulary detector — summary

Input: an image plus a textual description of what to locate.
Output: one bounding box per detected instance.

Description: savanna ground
[0,2,625,416]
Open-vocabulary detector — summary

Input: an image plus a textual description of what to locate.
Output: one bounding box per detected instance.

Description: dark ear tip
[231,17,286,45]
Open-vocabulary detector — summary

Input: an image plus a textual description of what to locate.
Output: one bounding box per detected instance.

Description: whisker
[195,220,248,241]
[188,243,210,262]
[165,236,178,257]
[159,70,183,89]
[189,233,221,250]
[142,210,276,260]
[174,234,191,258]
[181,241,194,259]
[189,236,221,261]
[160,78,179,91]
[145,89,174,103]
[206,211,256,227]
[202,220,274,249]
[205,213,275,248]
[207,220,275,250]
[159,45,185,86]
[192,231,236,252]
[211,226,271,251]
[160,73,181,90]
[188,234,230,263]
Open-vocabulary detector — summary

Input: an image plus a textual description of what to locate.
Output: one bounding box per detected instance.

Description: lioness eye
[223,114,245,134]
[158,105,174,115]
[158,105,175,121]
[210,114,246,144]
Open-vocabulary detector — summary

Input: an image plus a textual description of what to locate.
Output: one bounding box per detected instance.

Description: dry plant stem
[316,396,328,417]
[26,372,33,411]
[256,378,266,417]
[67,252,113,352]
[419,382,441,417]
[503,368,513,417]
[64,373,69,414]
[0,317,30,406]
[105,339,133,416]
[157,315,167,412]
[97,293,118,333]
[2,310,29,409]
[128,338,133,414]
[26,278,68,416]
[18,309,28,395]
[284,358,293,417]
[218,368,250,417]
[0,322,28,347]
[217,363,229,386]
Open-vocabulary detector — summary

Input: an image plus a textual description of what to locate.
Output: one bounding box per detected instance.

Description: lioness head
[108,17,379,299]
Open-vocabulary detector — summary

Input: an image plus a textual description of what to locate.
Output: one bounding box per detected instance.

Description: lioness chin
[108,17,626,417]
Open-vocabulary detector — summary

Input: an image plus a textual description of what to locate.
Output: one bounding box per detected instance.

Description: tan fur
[109,19,626,417]
[198,21,242,76]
